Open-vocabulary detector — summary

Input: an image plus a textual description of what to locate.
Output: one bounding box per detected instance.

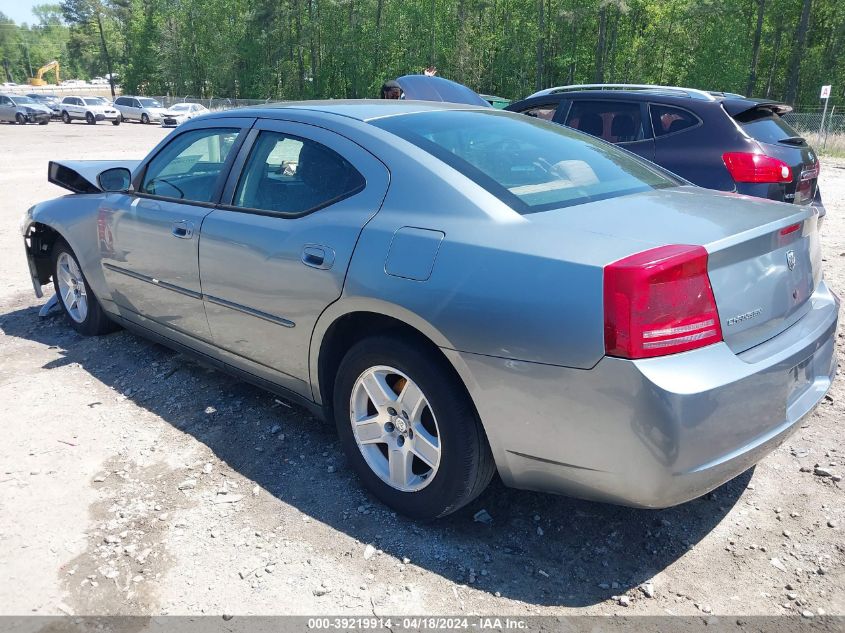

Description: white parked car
[160,102,209,127]
[58,96,121,125]
[113,96,167,124]
[89,76,109,85]
[61,79,88,87]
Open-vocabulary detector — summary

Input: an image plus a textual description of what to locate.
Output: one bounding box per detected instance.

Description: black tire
[141,113,150,124]
[86,112,96,125]
[111,119,120,126]
[333,334,495,520]
[39,120,49,125]
[62,111,71,124]
[51,239,119,336]
[15,113,25,125]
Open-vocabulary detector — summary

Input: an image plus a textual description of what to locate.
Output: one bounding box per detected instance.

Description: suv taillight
[604,245,723,359]
[722,152,793,184]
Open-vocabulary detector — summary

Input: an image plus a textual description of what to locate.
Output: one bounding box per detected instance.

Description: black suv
[506,84,823,214]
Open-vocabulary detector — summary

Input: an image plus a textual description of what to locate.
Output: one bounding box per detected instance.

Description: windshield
[139,98,162,108]
[372,110,678,214]
[12,96,35,104]
[83,97,107,105]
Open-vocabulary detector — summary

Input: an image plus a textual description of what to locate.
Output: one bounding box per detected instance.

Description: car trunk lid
[538,186,822,354]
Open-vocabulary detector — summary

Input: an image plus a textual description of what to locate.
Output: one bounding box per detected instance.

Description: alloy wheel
[56,252,88,323]
[349,365,441,492]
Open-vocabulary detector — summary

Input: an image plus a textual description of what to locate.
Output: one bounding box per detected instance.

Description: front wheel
[85,112,96,125]
[333,335,495,520]
[111,119,120,126]
[52,240,119,336]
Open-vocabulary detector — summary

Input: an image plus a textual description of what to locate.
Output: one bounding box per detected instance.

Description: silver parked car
[113,96,167,124]
[59,96,120,125]
[21,101,838,519]
[160,102,209,127]
[0,93,52,124]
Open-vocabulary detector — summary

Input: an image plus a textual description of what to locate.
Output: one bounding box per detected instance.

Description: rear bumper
[447,282,838,508]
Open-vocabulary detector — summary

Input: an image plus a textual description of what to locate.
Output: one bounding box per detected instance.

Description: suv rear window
[733,108,801,145]
[650,105,700,136]
[371,110,677,214]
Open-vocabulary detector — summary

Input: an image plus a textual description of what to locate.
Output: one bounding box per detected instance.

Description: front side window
[651,105,700,136]
[140,128,240,202]
[565,100,645,143]
[372,110,676,214]
[233,131,365,215]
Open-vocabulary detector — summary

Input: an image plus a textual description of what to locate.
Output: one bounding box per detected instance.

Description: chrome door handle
[171,220,194,239]
[301,244,335,270]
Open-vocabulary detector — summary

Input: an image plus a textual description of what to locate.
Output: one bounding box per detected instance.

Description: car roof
[518,83,790,112]
[211,99,490,122]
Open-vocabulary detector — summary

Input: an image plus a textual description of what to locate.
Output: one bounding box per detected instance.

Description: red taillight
[722,152,793,184]
[604,245,723,359]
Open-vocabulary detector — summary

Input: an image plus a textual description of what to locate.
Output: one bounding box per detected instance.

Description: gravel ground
[0,122,842,618]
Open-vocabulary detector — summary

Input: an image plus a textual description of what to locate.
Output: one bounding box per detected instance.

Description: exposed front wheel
[333,335,495,520]
[52,240,119,336]
[62,111,71,124]
[85,112,96,125]
[15,113,25,125]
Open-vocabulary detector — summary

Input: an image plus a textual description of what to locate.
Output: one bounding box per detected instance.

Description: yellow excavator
[28,60,60,86]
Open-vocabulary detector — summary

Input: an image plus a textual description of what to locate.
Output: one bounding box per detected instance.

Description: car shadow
[0,301,749,607]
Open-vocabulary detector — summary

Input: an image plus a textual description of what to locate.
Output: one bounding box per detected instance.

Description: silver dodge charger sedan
[21,101,838,520]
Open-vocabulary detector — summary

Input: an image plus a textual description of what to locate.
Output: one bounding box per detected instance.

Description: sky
[1,0,41,25]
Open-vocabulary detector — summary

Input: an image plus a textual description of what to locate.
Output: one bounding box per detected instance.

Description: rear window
[372,110,677,214]
[734,108,801,144]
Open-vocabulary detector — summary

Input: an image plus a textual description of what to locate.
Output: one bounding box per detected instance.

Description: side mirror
[98,167,133,193]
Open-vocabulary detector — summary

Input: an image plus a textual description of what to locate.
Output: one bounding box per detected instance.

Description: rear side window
[519,102,559,121]
[564,100,645,143]
[372,110,677,215]
[734,108,801,144]
[234,131,365,215]
[650,105,700,136]
[140,128,240,202]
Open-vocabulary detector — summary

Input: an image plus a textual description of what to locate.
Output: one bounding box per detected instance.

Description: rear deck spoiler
[721,98,792,117]
[48,159,141,194]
